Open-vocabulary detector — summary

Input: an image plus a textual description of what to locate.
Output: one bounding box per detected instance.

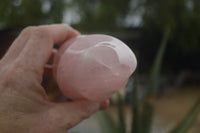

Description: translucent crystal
[53,34,137,102]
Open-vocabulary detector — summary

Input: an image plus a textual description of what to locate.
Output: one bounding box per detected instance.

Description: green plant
[97,28,200,133]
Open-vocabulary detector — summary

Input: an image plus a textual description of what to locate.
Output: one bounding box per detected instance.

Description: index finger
[15,24,80,77]
[37,24,80,44]
[2,24,80,64]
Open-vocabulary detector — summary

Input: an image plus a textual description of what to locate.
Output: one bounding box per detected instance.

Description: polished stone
[53,34,137,102]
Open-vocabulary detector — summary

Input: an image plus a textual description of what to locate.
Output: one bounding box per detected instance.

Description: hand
[0,24,108,133]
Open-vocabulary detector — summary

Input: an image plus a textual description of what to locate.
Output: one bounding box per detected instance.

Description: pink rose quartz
[53,34,137,102]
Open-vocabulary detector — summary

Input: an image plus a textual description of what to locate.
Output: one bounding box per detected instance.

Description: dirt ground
[152,89,200,133]
[68,89,200,133]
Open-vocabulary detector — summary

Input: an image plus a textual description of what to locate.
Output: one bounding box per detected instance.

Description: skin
[0,24,109,133]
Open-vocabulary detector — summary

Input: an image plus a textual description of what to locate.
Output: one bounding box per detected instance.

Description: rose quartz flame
[53,34,137,102]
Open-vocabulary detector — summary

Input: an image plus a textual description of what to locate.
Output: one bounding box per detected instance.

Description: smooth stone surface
[53,34,137,102]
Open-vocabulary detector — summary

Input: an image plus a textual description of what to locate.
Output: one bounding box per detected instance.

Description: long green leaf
[138,26,169,133]
[116,92,126,133]
[140,101,154,133]
[146,26,170,97]
[131,77,141,133]
[169,98,200,133]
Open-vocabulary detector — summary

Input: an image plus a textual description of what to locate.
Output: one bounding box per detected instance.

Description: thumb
[47,100,100,130]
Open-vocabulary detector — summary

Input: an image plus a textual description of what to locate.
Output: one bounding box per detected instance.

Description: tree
[0,0,65,29]
[72,0,131,31]
[142,0,200,53]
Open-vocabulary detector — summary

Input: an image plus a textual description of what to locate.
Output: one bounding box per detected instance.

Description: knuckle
[8,60,23,79]
[0,61,21,87]
[20,26,51,43]
[21,26,36,36]
[12,58,42,82]
[5,59,41,87]
[31,26,51,40]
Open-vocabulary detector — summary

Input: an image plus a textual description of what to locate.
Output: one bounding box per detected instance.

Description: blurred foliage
[0,0,132,31]
[143,0,200,53]
[0,0,65,28]
[70,0,131,31]
[1,0,200,53]
[97,27,200,133]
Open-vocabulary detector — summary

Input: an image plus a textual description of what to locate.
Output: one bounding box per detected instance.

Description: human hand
[0,24,108,133]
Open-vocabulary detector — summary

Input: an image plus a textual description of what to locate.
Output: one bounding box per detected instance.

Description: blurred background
[0,0,200,133]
